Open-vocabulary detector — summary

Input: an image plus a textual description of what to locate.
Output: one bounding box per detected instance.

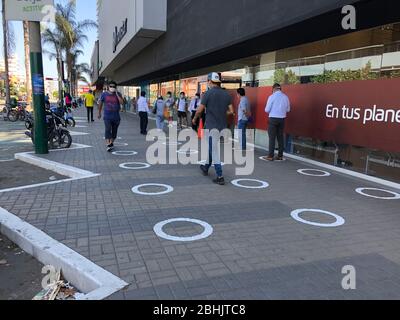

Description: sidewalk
[1,108,400,300]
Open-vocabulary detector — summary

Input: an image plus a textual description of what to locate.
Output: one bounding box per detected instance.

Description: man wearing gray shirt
[193,72,235,185]
[264,83,291,161]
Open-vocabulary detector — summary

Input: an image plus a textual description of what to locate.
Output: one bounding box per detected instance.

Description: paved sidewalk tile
[1,108,400,300]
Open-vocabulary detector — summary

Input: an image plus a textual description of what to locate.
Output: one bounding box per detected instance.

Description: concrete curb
[0,207,128,300]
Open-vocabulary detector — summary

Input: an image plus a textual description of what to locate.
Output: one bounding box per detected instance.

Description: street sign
[5,0,55,22]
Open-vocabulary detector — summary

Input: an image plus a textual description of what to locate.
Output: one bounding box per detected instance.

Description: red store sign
[230,78,400,153]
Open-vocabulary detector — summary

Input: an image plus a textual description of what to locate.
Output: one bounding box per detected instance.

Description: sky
[1,0,97,79]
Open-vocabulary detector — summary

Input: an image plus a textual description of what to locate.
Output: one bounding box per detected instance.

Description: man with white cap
[192,72,235,185]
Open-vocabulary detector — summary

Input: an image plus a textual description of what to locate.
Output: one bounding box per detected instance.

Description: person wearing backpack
[154,96,166,130]
[237,88,252,150]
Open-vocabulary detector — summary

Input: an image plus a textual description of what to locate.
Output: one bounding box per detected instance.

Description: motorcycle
[51,105,76,128]
[7,103,27,122]
[25,109,72,150]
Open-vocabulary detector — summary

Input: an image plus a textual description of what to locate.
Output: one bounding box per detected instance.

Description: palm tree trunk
[1,0,11,105]
[23,21,32,108]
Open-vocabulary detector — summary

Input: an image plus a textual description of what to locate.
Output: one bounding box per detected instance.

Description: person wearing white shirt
[176,92,188,130]
[264,83,291,161]
[137,91,150,135]
[189,93,201,131]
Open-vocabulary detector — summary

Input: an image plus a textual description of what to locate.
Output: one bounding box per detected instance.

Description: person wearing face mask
[98,81,124,152]
[137,91,150,135]
[153,95,167,131]
[189,93,201,132]
[165,91,175,128]
[176,92,188,130]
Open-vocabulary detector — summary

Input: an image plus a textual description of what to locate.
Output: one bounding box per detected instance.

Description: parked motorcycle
[7,102,28,122]
[51,105,76,128]
[25,109,72,149]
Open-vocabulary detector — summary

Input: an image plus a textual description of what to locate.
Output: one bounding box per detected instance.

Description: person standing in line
[98,81,124,152]
[84,90,96,123]
[264,83,291,161]
[131,97,137,114]
[189,93,201,132]
[237,88,251,150]
[138,91,150,135]
[154,95,167,131]
[176,92,188,130]
[192,73,235,186]
[165,91,175,127]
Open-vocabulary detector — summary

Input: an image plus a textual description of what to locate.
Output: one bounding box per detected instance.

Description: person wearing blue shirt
[237,88,251,150]
[98,81,124,152]
[264,83,291,161]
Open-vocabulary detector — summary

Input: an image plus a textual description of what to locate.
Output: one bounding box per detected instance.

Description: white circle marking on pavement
[177,149,199,155]
[291,209,345,228]
[163,141,183,146]
[119,162,151,170]
[259,156,287,162]
[197,160,225,166]
[297,169,331,177]
[154,218,213,242]
[131,184,173,196]
[112,151,138,156]
[355,188,400,200]
[231,179,270,189]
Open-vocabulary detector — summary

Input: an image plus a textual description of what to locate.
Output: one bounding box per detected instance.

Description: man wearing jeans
[264,83,291,161]
[98,81,124,152]
[193,73,235,185]
[237,88,251,150]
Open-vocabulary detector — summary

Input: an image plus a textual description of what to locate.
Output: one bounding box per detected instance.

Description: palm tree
[1,0,15,104]
[42,28,64,102]
[54,1,97,95]
[23,21,32,107]
[42,1,97,98]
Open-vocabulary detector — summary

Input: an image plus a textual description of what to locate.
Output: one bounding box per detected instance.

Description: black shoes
[213,177,225,186]
[107,143,114,152]
[200,165,209,176]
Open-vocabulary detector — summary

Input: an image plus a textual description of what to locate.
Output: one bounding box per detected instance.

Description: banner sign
[5,0,55,22]
[230,78,400,153]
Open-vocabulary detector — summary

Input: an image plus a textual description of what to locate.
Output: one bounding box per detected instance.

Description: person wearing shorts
[176,92,188,130]
[98,81,124,152]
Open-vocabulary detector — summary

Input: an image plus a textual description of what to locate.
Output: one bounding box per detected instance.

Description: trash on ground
[0,259,8,265]
[32,270,82,300]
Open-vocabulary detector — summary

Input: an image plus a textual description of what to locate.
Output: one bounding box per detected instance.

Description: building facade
[94,0,400,183]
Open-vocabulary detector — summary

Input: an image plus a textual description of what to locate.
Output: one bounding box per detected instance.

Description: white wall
[98,0,167,77]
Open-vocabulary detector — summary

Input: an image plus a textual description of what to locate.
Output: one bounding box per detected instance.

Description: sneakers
[107,143,114,152]
[200,165,209,176]
[213,177,225,186]
[275,156,285,161]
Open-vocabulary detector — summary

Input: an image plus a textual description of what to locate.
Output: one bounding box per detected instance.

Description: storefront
[94,0,400,183]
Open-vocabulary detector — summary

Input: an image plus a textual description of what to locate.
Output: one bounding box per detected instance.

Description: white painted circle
[131,184,173,196]
[177,149,199,155]
[291,209,345,228]
[297,169,331,177]
[197,160,225,166]
[119,162,151,170]
[112,151,138,156]
[154,218,213,242]
[163,142,182,146]
[233,148,255,152]
[114,142,129,147]
[355,188,400,200]
[259,156,287,162]
[231,179,270,189]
